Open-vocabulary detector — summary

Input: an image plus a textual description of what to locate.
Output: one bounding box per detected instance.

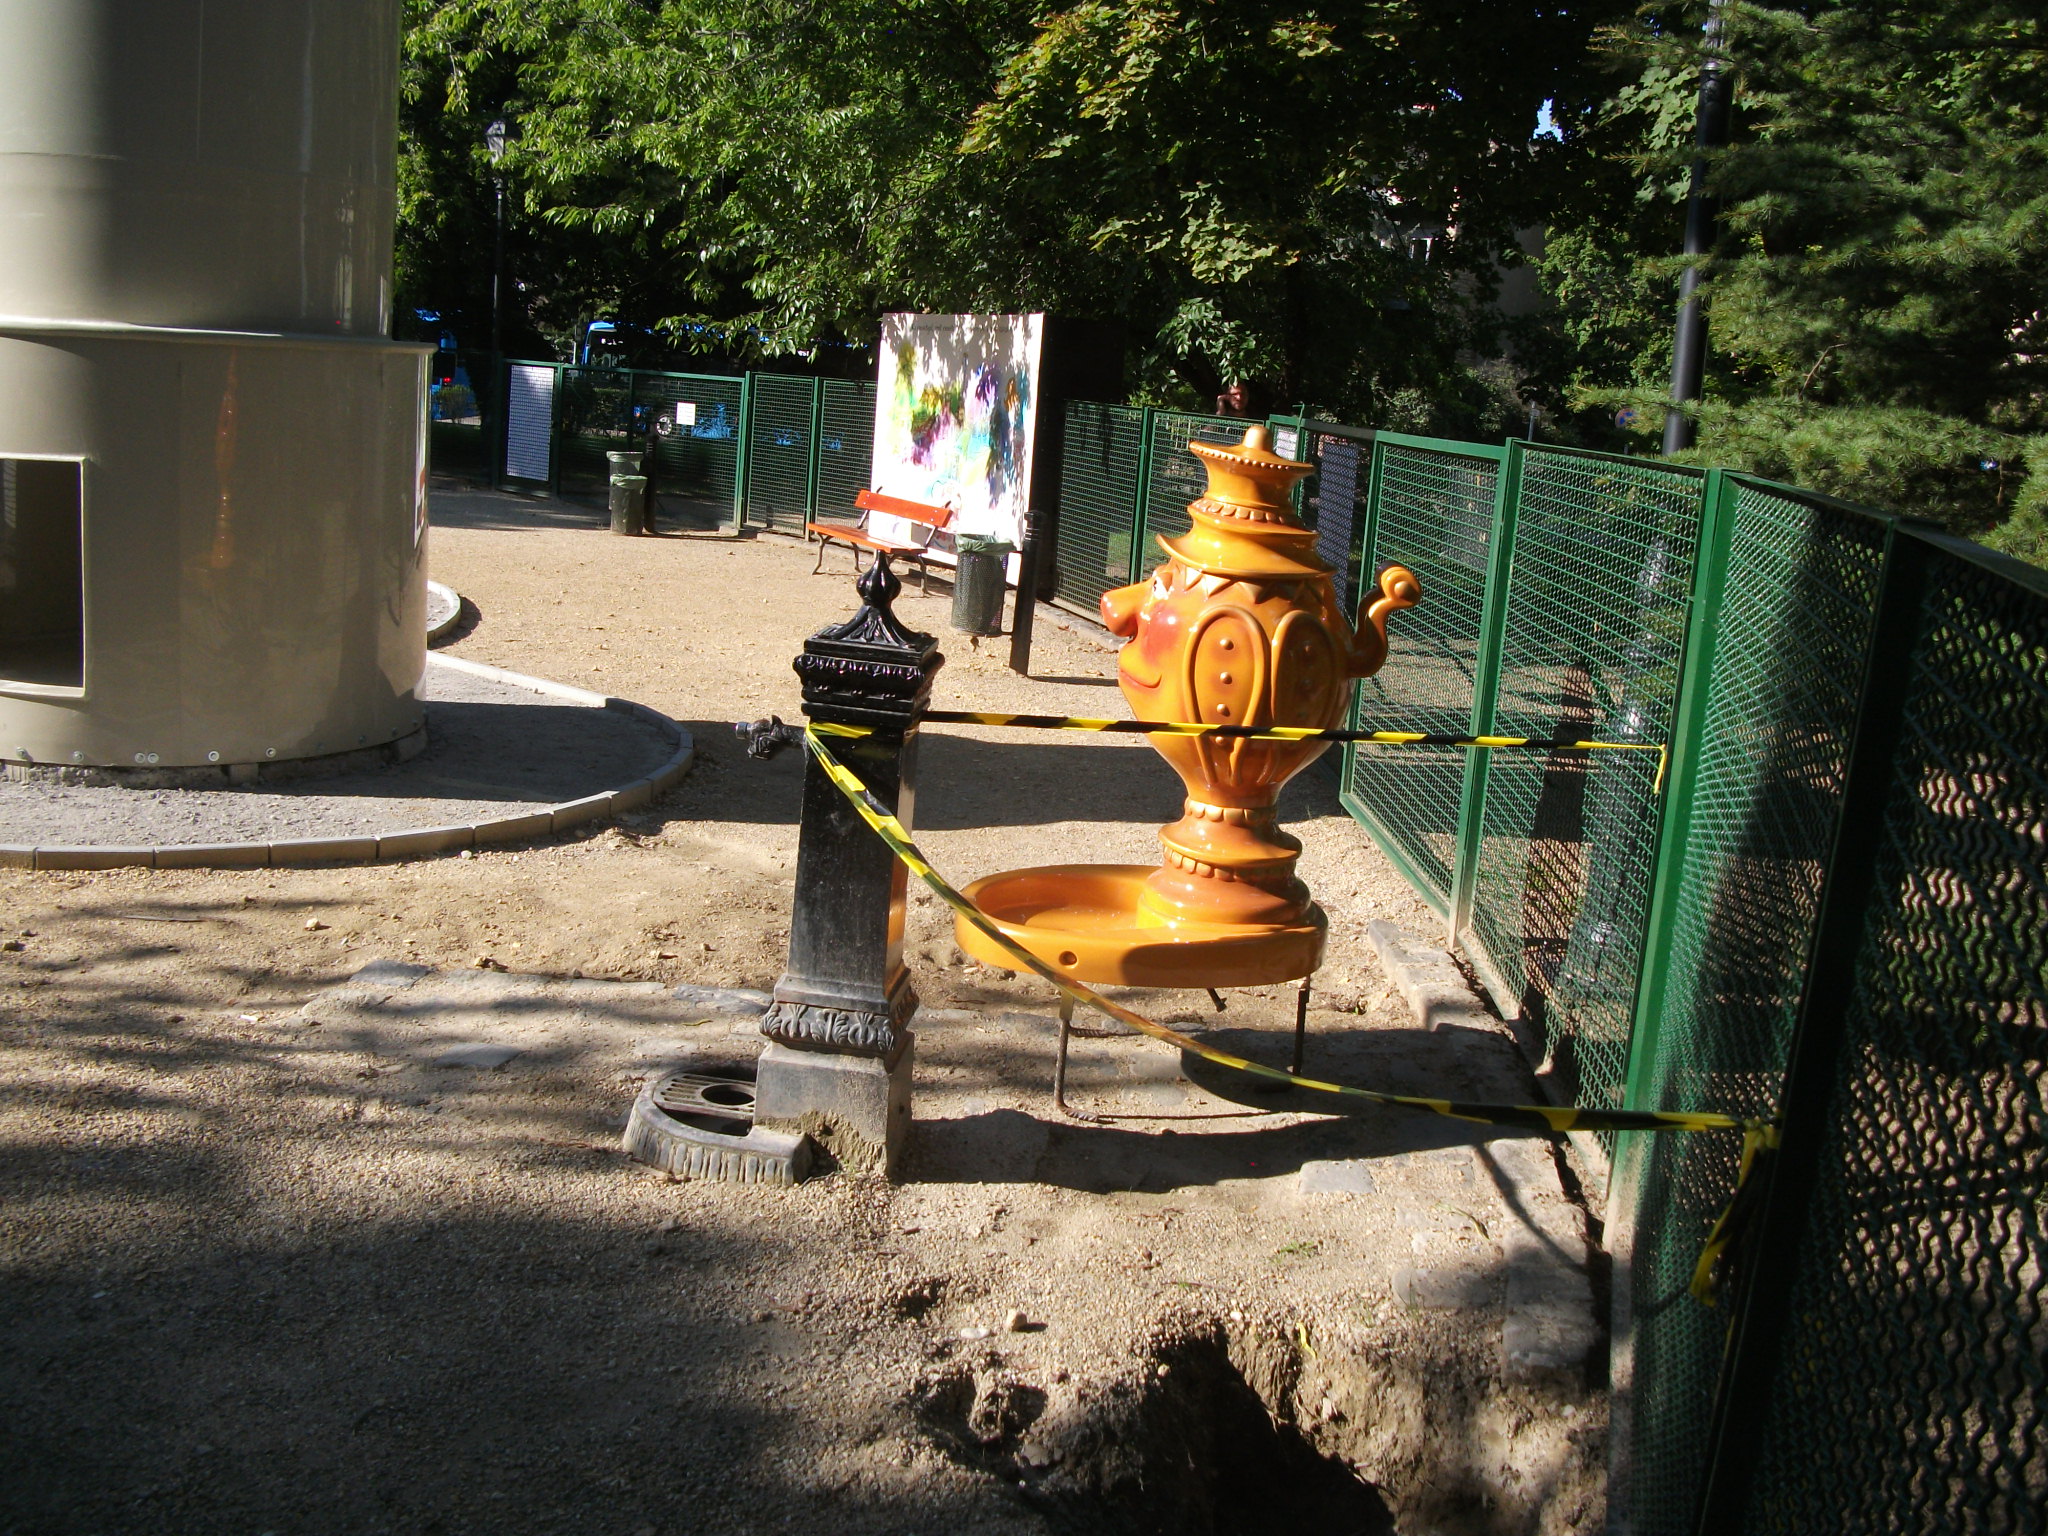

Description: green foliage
[398,0,1630,416]
[1526,0,2048,549]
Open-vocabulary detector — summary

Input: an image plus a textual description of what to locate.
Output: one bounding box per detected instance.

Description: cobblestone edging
[1366,918,1604,1385]
[0,654,693,872]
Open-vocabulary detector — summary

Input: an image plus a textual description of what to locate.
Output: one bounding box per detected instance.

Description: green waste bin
[951,535,1014,635]
[610,474,649,535]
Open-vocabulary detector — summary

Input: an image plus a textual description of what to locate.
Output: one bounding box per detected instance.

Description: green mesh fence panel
[1738,542,2048,1536]
[1342,438,1502,910]
[633,372,744,530]
[1139,411,1250,559]
[1465,447,1705,1116]
[1054,402,1145,612]
[1623,486,1887,1535]
[555,368,636,498]
[744,373,818,532]
[815,381,877,526]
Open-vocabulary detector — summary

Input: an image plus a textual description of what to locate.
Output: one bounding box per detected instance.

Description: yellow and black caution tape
[1690,1121,1781,1307]
[801,725,1751,1142]
[918,710,1672,792]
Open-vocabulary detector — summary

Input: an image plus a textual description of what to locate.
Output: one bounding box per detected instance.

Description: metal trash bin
[951,536,1014,634]
[610,474,649,536]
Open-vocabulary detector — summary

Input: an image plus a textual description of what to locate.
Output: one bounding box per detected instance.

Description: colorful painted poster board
[867,313,1044,556]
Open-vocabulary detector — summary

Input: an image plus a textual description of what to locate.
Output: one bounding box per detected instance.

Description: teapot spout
[1349,565,1421,678]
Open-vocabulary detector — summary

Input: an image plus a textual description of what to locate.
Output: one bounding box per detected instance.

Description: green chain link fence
[1112,413,2044,1535]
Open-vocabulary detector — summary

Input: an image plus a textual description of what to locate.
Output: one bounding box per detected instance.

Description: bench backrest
[854,489,954,531]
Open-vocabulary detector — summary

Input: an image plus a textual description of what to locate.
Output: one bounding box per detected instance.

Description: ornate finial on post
[754,554,943,1176]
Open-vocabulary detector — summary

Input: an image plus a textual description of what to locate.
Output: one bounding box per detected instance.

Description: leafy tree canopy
[1520,0,2048,549]
[400,0,1628,422]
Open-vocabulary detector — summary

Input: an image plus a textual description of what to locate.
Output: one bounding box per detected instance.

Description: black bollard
[1008,506,1045,675]
[753,554,943,1177]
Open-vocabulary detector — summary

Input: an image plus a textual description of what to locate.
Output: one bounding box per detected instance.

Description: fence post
[1339,433,1389,760]
[733,372,755,531]
[490,352,508,492]
[1128,407,1157,585]
[1689,517,1929,1534]
[548,362,565,502]
[1008,505,1045,675]
[1445,439,1525,948]
[1617,468,1736,1122]
[804,377,825,533]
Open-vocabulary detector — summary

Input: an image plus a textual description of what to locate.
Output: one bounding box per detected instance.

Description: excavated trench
[913,1318,1395,1536]
[909,1304,1605,1536]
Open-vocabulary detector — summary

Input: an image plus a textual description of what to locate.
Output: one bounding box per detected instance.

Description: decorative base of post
[753,1038,915,1179]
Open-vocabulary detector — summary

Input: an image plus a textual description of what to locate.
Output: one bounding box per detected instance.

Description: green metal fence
[1137,409,1249,552]
[743,372,819,533]
[632,371,746,530]
[1611,478,1891,1534]
[1673,519,2048,1536]
[1340,430,1506,912]
[1050,403,1243,614]
[1052,402,1147,610]
[1188,422,2045,1534]
[815,380,878,526]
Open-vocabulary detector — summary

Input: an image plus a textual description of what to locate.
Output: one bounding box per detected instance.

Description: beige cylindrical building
[0,0,429,772]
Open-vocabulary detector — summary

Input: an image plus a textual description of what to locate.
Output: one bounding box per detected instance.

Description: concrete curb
[0,658,695,872]
[425,580,465,643]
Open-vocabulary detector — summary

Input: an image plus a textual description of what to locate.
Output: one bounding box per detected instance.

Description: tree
[1523,0,2048,552]
[399,0,1631,423]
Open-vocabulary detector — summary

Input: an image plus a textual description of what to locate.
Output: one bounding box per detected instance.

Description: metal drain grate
[652,1072,757,1130]
[624,1069,811,1185]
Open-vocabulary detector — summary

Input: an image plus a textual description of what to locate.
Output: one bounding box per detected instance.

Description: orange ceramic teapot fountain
[955,424,1419,997]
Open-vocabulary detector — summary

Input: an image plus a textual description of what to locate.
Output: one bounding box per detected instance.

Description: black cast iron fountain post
[748,554,942,1177]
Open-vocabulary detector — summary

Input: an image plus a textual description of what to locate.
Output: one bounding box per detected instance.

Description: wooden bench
[809,490,954,594]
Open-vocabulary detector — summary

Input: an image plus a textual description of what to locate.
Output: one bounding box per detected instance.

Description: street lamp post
[1663,1,1731,454]
[484,118,508,485]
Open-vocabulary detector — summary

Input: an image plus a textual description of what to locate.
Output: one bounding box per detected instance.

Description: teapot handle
[1349,565,1421,678]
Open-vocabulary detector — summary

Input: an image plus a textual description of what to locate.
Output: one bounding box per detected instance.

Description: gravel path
[0,658,677,847]
[0,484,1606,1536]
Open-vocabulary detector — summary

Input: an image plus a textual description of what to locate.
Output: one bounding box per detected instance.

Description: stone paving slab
[0,655,691,856]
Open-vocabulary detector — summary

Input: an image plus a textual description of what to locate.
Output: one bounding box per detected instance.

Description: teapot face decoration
[1100,425,1419,931]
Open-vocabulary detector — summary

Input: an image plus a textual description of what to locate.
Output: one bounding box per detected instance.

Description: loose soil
[0,484,1606,1536]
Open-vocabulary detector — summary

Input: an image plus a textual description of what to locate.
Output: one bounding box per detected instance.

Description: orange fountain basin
[953,864,1326,990]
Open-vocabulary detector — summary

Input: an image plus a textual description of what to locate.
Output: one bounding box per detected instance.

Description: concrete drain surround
[0,654,693,870]
[623,1068,813,1185]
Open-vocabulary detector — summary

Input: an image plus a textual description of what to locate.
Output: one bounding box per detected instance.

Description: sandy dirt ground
[0,485,1605,1536]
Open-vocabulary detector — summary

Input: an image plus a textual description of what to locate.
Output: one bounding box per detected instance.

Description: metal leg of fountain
[1050,993,1105,1124]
